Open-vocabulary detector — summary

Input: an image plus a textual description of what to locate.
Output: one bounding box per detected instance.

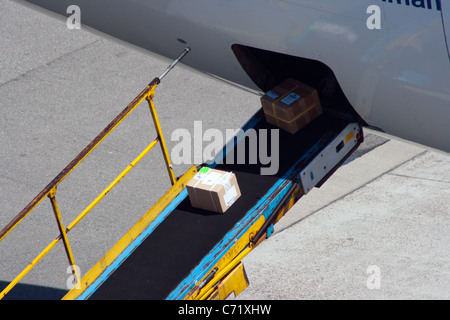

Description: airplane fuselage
[22,0,450,152]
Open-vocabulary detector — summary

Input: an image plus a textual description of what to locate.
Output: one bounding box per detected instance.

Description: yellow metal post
[146,87,177,185]
[63,165,198,300]
[0,140,159,300]
[48,187,81,287]
[0,78,160,243]
[0,48,191,299]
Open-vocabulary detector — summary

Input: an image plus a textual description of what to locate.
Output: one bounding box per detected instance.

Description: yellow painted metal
[0,49,189,299]
[0,80,159,243]
[0,139,160,300]
[0,51,302,300]
[146,92,177,185]
[0,75,183,299]
[48,188,80,286]
[183,213,266,300]
[0,236,60,299]
[197,246,253,300]
[63,165,198,300]
[208,262,249,300]
[66,138,159,233]
[272,184,303,226]
[185,183,304,300]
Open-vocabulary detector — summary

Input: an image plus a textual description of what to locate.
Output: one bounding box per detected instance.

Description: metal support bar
[0,235,61,299]
[0,48,191,299]
[0,78,160,243]
[194,184,298,300]
[48,187,80,287]
[0,48,191,242]
[208,262,249,300]
[0,139,159,300]
[146,95,177,185]
[159,47,191,81]
[250,182,299,246]
[62,165,198,300]
[196,246,253,300]
[67,138,159,232]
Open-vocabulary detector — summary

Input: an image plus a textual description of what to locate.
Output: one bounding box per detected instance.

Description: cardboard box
[186,168,241,213]
[261,78,323,134]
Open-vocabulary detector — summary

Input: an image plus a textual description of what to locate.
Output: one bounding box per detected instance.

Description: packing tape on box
[266,104,317,124]
[192,168,235,212]
[192,169,208,209]
[211,172,232,192]
[270,85,300,127]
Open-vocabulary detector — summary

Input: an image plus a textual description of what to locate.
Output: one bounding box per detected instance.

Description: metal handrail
[0,78,158,242]
[0,48,190,299]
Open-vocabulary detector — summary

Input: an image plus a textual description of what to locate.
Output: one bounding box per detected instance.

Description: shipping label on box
[186,168,241,213]
[261,78,323,134]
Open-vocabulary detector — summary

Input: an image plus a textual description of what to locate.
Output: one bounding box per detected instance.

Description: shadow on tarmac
[0,281,67,300]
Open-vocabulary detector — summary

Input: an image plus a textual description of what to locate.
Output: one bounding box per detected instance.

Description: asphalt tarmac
[1,0,449,300]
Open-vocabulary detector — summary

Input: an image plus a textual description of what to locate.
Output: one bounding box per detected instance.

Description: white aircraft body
[21,0,450,152]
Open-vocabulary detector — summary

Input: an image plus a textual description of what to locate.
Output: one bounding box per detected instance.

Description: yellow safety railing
[0,48,191,299]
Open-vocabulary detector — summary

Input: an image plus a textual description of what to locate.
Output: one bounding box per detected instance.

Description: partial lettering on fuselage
[379,0,441,11]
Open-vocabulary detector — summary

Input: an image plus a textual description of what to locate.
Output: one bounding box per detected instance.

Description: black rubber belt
[88,115,348,300]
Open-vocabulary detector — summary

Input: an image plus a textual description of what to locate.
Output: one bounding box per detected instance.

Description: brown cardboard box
[186,168,241,213]
[261,78,323,134]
